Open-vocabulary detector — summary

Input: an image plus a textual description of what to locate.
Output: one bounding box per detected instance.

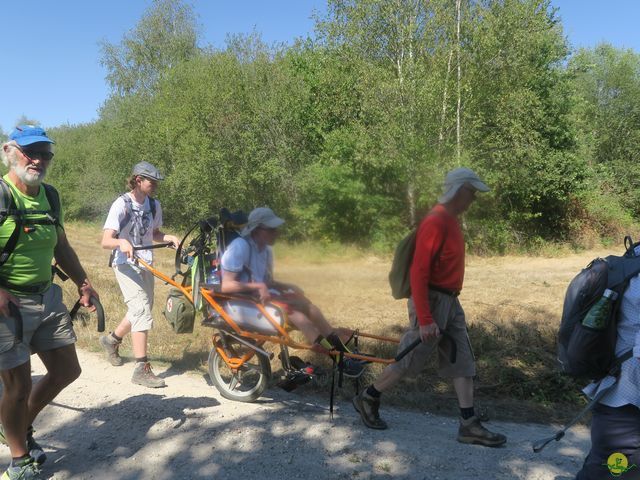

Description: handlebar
[70,296,105,332]
[132,243,174,251]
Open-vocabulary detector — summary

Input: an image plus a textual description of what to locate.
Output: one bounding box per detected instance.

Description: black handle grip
[70,296,105,332]
[8,302,23,344]
[393,331,458,364]
[132,243,174,251]
[394,338,421,362]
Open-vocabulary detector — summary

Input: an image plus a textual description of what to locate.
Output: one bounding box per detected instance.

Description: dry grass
[62,222,618,424]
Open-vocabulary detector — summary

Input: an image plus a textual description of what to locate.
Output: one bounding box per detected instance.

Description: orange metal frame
[136,257,402,369]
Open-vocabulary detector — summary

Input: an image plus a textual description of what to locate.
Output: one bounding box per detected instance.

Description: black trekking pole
[394,331,457,364]
[69,296,105,332]
[8,302,23,344]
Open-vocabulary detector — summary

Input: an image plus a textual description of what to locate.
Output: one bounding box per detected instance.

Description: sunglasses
[15,145,54,162]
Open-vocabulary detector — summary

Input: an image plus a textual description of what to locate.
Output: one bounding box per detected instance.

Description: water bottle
[206,265,221,291]
[582,289,618,330]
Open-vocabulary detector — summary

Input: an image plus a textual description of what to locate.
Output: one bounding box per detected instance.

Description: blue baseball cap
[9,125,55,146]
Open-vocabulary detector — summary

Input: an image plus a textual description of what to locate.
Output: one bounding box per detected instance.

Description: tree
[100,0,200,96]
[570,44,640,212]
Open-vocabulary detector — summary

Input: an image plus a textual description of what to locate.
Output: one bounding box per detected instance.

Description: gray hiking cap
[132,161,164,181]
[438,167,489,204]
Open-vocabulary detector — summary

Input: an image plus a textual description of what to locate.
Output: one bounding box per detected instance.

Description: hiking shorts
[114,263,155,332]
[388,292,476,379]
[0,283,76,371]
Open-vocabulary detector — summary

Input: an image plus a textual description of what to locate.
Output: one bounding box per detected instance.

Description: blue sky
[1,0,638,133]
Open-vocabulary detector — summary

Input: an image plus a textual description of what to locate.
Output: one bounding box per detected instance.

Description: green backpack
[163,288,195,334]
[388,213,447,300]
[388,229,418,299]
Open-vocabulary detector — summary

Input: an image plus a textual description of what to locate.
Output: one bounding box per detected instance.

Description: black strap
[173,221,201,278]
[112,194,157,265]
[0,180,61,267]
[0,279,49,294]
[0,179,20,267]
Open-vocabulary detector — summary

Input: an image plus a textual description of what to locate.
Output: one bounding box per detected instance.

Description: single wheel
[208,337,271,402]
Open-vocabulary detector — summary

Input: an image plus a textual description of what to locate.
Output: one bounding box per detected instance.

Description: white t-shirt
[221,236,272,283]
[103,193,163,265]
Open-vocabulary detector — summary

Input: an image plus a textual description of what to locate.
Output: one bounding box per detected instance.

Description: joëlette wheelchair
[132,209,424,404]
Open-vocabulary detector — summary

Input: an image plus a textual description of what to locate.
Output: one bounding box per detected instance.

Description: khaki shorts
[389,292,476,379]
[0,283,76,371]
[114,263,155,332]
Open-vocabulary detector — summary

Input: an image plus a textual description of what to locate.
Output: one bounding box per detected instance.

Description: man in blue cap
[0,126,99,478]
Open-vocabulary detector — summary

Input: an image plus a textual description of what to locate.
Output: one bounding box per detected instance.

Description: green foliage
[100,0,200,96]
[37,0,640,253]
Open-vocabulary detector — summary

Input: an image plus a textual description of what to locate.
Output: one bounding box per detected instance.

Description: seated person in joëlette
[219,207,363,376]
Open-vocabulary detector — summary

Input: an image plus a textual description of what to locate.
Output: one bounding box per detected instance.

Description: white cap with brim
[241,207,285,236]
[438,167,490,204]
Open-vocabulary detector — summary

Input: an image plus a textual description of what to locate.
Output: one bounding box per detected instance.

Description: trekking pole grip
[395,338,421,362]
[69,296,105,332]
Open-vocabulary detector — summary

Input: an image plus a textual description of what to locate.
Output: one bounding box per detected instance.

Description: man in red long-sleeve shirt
[353,167,506,447]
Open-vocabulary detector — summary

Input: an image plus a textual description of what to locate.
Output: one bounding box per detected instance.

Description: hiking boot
[352,390,388,430]
[131,362,166,388]
[1,456,40,479]
[26,429,46,466]
[0,426,46,466]
[341,358,366,378]
[457,416,507,447]
[99,334,123,366]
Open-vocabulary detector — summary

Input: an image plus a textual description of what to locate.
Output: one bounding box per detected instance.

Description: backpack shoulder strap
[119,193,133,234]
[241,237,254,282]
[149,197,157,219]
[0,179,16,225]
[42,183,62,228]
[605,254,640,290]
[0,179,20,267]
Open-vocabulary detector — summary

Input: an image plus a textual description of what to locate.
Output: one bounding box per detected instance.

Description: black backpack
[0,178,62,267]
[557,237,640,379]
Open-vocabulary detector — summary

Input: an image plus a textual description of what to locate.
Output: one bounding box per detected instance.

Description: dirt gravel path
[1,348,588,479]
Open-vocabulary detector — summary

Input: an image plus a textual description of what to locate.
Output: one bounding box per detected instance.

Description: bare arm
[152,228,180,248]
[101,228,133,259]
[221,270,271,303]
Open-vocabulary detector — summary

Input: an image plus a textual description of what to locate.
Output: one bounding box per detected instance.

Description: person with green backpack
[353,167,506,448]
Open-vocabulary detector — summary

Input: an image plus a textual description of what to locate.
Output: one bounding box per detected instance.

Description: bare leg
[306,305,334,337]
[0,362,32,458]
[287,312,321,344]
[131,330,148,358]
[452,376,474,409]
[373,365,406,392]
[113,316,132,339]
[28,345,81,426]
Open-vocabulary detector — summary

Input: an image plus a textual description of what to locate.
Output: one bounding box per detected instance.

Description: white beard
[10,158,47,186]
